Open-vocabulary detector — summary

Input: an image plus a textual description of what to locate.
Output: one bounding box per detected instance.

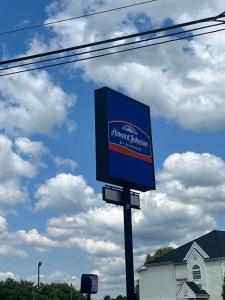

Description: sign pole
[87,294,91,300]
[123,185,135,300]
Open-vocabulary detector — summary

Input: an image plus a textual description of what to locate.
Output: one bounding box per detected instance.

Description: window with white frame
[192,265,201,280]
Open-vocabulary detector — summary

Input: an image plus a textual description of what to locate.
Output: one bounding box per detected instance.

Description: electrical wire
[1,26,224,77]
[0,0,157,37]
[0,14,221,66]
[0,22,222,72]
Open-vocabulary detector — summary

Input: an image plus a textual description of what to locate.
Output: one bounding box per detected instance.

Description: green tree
[104,295,111,300]
[135,280,140,300]
[222,277,225,300]
[0,278,85,300]
[115,295,125,300]
[144,246,174,264]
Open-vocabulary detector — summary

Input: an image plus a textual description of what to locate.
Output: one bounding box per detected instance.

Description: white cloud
[133,191,215,248]
[0,221,58,257]
[37,0,225,131]
[53,156,78,170]
[0,272,15,281]
[35,173,100,212]
[17,229,58,250]
[4,0,223,294]
[86,257,127,298]
[0,216,7,232]
[47,206,123,239]
[43,151,221,296]
[0,245,28,258]
[0,135,42,212]
[45,271,80,286]
[0,134,36,181]
[15,137,48,158]
[0,71,76,135]
[66,237,122,256]
[158,152,225,187]
[27,271,80,288]
[94,256,125,278]
[156,152,225,214]
[0,181,26,209]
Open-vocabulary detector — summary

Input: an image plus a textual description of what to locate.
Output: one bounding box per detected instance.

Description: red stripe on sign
[109,143,152,163]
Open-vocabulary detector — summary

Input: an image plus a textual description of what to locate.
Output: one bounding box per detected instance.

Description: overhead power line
[0,10,224,77]
[1,26,225,77]
[0,23,222,72]
[0,0,157,37]
[0,11,224,66]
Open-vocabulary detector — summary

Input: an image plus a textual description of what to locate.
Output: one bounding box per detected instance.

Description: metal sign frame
[95,86,155,192]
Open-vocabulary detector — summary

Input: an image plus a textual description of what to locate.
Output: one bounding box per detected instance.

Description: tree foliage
[135,280,139,300]
[144,246,174,264]
[0,278,85,300]
[222,277,225,300]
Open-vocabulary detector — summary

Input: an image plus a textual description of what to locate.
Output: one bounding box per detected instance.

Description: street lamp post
[38,261,42,300]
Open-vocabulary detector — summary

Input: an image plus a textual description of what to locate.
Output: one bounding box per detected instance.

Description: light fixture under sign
[102,186,140,209]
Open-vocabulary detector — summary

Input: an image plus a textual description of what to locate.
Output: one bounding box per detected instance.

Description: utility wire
[1,12,224,66]
[0,0,157,37]
[0,22,222,72]
[1,26,225,77]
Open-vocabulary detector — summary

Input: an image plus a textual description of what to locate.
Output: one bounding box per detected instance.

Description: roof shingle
[147,230,225,265]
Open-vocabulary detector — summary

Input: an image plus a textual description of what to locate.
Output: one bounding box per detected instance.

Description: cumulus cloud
[16,229,58,252]
[66,237,122,257]
[0,272,15,281]
[0,244,28,258]
[34,0,225,131]
[47,206,123,239]
[0,221,59,257]
[44,271,79,286]
[0,135,42,212]
[0,71,76,135]
[53,156,78,170]
[0,134,36,181]
[92,256,126,297]
[133,191,215,250]
[156,152,225,214]
[0,216,7,232]
[35,173,100,212]
[0,216,29,258]
[43,150,224,295]
[27,271,80,287]
[158,152,225,186]
[15,137,48,158]
[2,0,223,294]
[0,181,26,210]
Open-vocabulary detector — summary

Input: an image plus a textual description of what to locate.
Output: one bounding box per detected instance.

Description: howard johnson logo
[108,121,152,163]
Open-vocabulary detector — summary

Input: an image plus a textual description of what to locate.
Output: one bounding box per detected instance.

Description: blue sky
[0,0,225,298]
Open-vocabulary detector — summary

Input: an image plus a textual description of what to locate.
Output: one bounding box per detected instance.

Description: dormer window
[192,265,201,280]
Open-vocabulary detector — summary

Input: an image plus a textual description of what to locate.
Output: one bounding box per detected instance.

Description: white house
[138,230,225,300]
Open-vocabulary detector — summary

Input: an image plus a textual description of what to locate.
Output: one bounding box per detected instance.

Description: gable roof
[147,230,225,265]
[177,281,209,299]
[185,282,208,296]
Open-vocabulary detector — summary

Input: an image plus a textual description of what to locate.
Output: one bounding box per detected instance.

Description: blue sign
[80,274,98,294]
[95,87,155,192]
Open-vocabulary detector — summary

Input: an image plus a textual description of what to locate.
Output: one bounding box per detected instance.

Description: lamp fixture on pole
[38,261,42,300]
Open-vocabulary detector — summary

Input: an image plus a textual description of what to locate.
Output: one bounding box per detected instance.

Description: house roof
[146,230,225,265]
[185,282,208,296]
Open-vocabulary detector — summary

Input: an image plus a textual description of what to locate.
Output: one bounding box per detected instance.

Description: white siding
[174,264,187,293]
[139,257,225,300]
[186,249,207,291]
[139,264,176,300]
[222,258,225,277]
[206,260,223,300]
